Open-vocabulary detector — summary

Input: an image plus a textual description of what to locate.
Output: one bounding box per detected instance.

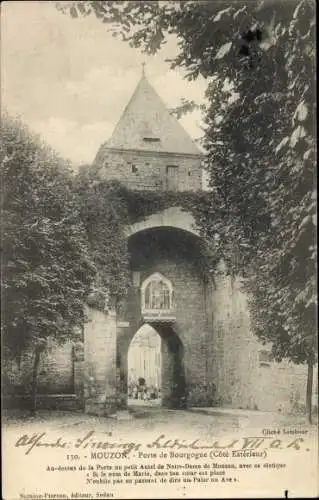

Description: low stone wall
[3,394,82,412]
[84,307,117,415]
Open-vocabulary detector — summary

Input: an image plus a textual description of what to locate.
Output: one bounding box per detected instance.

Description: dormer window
[143,137,160,142]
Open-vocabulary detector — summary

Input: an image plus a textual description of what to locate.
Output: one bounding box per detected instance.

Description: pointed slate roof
[106,74,202,156]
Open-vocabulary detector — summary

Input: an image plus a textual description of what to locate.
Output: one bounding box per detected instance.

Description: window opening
[141,273,174,314]
[259,349,273,367]
[144,280,171,310]
[143,137,160,142]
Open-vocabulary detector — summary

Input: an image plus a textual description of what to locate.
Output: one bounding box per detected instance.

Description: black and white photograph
[1,1,317,498]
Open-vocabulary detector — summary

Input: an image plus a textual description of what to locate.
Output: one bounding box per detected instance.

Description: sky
[2,1,208,167]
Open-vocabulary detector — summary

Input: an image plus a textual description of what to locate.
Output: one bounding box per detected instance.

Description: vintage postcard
[2,1,318,499]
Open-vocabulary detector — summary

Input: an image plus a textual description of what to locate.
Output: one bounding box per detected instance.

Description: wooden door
[166,165,179,191]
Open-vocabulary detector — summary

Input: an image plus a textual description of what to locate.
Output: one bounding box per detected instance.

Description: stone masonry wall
[94,148,202,191]
[3,340,75,396]
[84,307,117,415]
[210,270,317,412]
[118,228,212,406]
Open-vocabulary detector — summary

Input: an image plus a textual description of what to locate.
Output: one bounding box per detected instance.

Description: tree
[201,0,317,422]
[58,0,316,420]
[1,113,95,413]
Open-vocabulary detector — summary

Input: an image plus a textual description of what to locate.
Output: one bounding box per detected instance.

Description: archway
[126,322,186,409]
[115,224,211,411]
[124,206,200,239]
[127,324,161,406]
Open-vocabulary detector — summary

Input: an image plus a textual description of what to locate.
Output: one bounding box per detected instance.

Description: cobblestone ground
[2,404,317,436]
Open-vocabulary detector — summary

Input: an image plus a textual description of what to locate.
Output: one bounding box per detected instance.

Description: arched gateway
[114,223,210,412]
[83,219,210,415]
[127,321,186,409]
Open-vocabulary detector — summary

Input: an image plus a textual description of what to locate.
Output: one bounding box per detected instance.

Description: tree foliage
[1,113,95,360]
[59,0,316,369]
[201,1,317,365]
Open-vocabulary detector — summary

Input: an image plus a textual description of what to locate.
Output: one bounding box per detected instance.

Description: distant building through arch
[127,324,161,398]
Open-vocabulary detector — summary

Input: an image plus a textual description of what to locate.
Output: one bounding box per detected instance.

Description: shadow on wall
[158,323,187,409]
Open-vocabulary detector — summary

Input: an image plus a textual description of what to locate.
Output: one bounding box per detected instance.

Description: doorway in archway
[127,322,186,409]
[127,324,161,407]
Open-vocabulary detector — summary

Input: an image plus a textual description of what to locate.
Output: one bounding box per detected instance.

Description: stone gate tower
[84,71,214,415]
[94,71,203,190]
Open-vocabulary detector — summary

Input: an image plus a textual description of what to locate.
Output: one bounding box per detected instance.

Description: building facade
[128,324,161,390]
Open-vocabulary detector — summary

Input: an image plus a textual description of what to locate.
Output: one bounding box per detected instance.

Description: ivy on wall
[77,175,224,310]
